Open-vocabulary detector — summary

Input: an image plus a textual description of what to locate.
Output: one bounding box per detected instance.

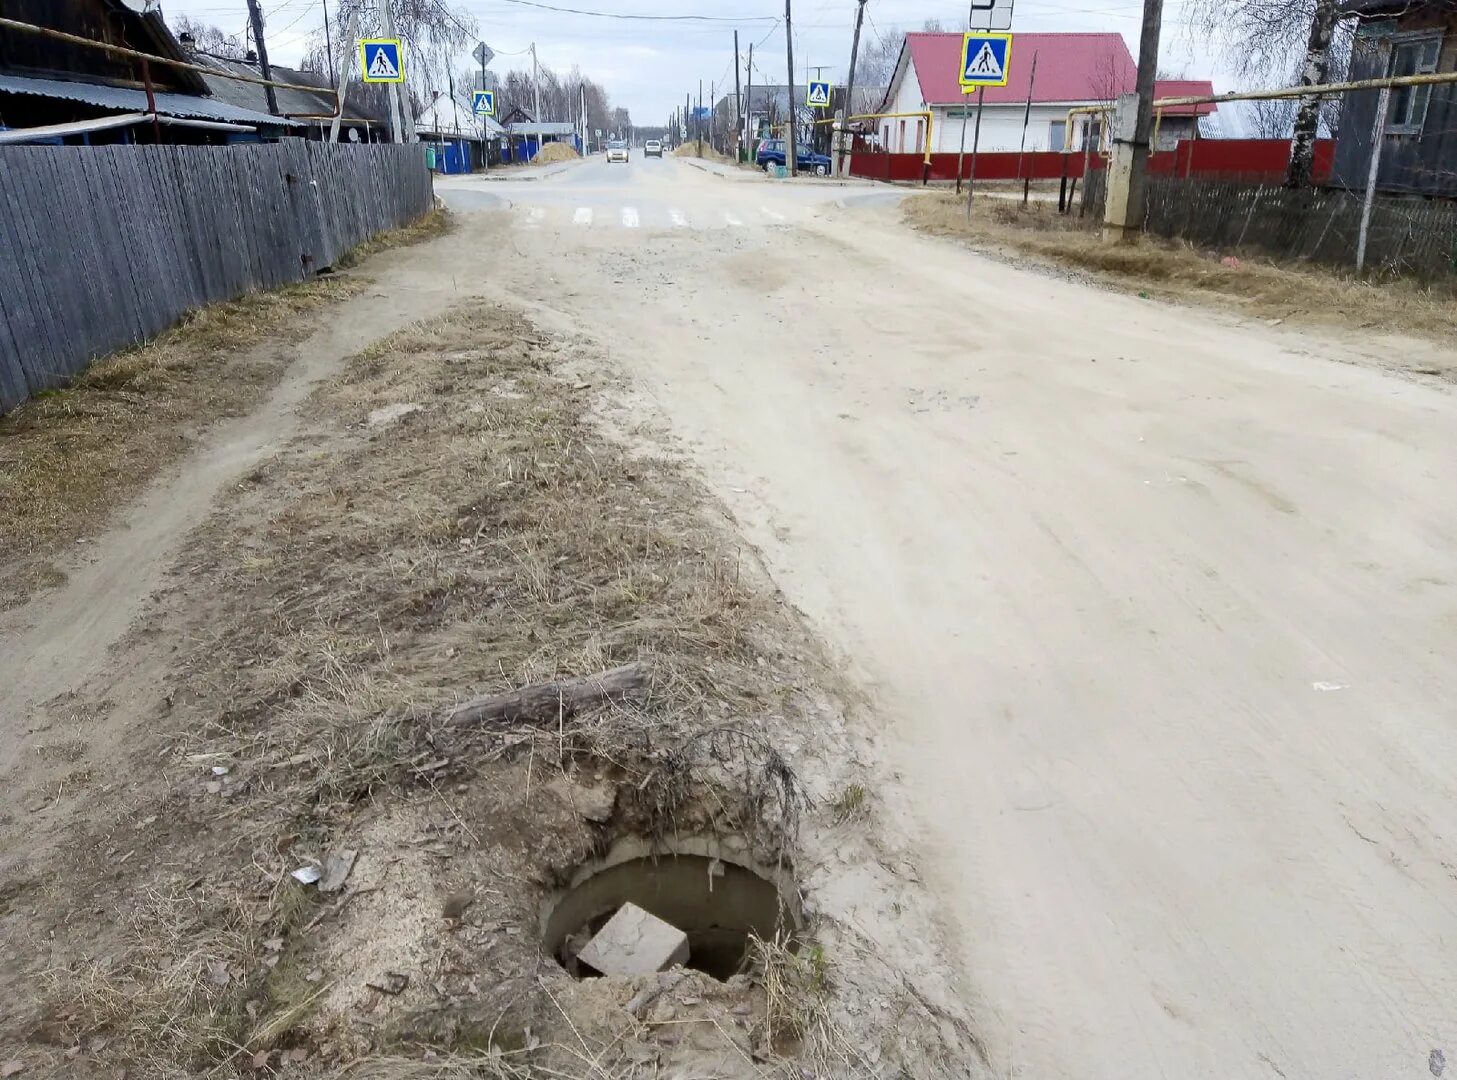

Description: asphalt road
[453,155,1457,1080]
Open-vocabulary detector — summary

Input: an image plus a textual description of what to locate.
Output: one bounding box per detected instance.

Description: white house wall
[876,45,1110,155]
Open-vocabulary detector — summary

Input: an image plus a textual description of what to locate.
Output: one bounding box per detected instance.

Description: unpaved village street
[3,153,1456,1079]
[442,158,1457,1078]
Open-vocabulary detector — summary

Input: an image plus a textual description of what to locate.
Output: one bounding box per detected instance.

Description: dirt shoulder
[905,192,1457,380]
[0,258,979,1074]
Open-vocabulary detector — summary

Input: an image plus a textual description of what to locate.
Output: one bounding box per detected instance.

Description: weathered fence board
[0,140,432,413]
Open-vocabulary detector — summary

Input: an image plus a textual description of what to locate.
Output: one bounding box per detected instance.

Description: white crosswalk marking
[573,207,593,226]
[621,207,639,228]
[760,206,786,222]
[669,209,688,228]
[723,211,743,227]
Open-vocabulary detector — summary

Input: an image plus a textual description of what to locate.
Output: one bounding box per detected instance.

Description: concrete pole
[378,0,402,143]
[1356,84,1391,272]
[1103,0,1163,241]
[733,30,742,161]
[328,6,359,143]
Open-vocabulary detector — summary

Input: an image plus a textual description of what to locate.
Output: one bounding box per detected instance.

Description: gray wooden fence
[0,140,433,413]
[1142,176,1457,279]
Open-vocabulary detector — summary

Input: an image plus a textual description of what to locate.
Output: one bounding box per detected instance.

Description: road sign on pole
[472,41,494,68]
[807,80,832,108]
[472,90,495,116]
[360,39,405,83]
[959,32,1012,91]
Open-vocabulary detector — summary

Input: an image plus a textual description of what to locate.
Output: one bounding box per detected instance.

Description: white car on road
[606,140,629,164]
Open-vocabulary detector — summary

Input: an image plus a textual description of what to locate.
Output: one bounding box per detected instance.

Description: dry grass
[533,142,581,165]
[0,208,451,604]
[907,192,1457,354]
[673,141,731,163]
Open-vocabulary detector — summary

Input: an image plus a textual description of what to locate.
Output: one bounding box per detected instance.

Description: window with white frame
[1386,33,1441,134]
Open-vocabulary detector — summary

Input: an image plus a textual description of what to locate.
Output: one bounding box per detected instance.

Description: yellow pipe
[812,110,934,165]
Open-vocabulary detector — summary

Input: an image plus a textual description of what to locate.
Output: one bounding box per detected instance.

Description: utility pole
[784,0,797,176]
[839,0,867,178]
[377,0,403,142]
[1103,0,1163,241]
[697,79,703,156]
[322,0,335,87]
[1016,51,1040,204]
[733,31,743,161]
[531,42,542,158]
[245,0,279,115]
[328,5,359,142]
[711,80,717,153]
[685,91,691,150]
[745,45,754,150]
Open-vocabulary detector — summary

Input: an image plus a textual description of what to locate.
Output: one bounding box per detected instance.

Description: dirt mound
[533,140,580,164]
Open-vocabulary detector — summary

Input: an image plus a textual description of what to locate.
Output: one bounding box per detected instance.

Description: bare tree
[855,27,902,87]
[170,15,246,59]
[1246,94,1299,137]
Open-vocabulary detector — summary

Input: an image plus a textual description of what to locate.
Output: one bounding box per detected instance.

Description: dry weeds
[0,207,452,605]
[907,192,1457,364]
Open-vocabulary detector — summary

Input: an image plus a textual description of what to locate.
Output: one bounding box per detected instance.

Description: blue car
[755,138,832,176]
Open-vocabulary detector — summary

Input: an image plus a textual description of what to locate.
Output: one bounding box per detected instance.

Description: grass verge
[906,193,1457,364]
[0,207,451,606]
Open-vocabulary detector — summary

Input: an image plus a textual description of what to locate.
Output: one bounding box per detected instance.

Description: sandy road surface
[446,157,1457,1078]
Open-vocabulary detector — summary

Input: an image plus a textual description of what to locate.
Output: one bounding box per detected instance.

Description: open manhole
[543,837,800,982]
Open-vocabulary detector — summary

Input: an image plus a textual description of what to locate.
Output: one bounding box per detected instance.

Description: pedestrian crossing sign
[472,90,495,116]
[959,32,1011,91]
[360,38,405,83]
[807,80,832,108]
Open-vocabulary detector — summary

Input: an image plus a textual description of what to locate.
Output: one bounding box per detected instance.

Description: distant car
[607,140,629,164]
[644,139,663,158]
[755,138,831,176]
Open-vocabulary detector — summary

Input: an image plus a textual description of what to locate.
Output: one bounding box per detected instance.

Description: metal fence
[0,140,433,413]
[1140,175,1457,278]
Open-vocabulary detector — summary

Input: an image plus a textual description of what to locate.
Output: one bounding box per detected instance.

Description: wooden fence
[0,140,433,413]
[1142,176,1457,279]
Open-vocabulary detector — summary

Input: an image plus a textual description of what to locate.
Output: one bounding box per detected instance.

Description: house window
[1387,34,1441,134]
[1049,120,1066,152]
[898,118,906,152]
[914,118,924,153]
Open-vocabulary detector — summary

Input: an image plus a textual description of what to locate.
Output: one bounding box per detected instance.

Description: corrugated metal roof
[0,73,302,127]
[195,56,383,124]
[417,92,505,138]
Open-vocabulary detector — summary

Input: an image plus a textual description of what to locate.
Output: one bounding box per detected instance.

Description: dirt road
[445,156,1457,1078]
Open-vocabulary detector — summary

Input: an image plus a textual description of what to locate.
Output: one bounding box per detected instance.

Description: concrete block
[578,902,689,977]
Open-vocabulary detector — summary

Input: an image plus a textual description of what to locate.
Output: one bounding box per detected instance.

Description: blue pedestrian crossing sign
[806,80,832,108]
[959,32,1011,90]
[472,90,495,117]
[360,38,405,83]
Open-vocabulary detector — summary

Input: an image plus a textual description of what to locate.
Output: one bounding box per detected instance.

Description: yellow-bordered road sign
[807,80,832,108]
[959,32,1011,91]
[472,90,495,116]
[360,38,405,83]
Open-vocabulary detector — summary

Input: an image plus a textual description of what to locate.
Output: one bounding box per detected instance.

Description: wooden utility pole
[733,30,743,161]
[245,0,279,115]
[1016,51,1040,204]
[745,43,754,151]
[697,80,703,156]
[322,0,335,86]
[839,0,867,178]
[784,0,797,176]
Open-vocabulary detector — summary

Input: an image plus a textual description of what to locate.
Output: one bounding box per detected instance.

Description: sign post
[959,32,1012,218]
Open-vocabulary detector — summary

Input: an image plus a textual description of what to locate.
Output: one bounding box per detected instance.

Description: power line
[474,0,777,20]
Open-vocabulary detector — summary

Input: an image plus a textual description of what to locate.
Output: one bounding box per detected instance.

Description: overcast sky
[153,0,1226,129]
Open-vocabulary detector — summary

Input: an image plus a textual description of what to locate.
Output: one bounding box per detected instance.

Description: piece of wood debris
[446,663,649,728]
[366,971,409,995]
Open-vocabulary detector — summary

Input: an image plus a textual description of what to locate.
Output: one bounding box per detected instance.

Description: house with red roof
[878,32,1214,155]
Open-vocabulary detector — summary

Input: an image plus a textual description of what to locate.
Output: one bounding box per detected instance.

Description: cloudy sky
[153,0,1221,129]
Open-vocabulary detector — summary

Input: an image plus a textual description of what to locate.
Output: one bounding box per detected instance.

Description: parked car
[607,140,629,163]
[755,139,832,176]
[644,139,663,158]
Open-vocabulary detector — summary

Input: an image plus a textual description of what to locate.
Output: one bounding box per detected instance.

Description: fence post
[1356,85,1391,273]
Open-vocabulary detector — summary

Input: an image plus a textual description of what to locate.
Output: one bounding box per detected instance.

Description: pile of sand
[673,141,730,162]
[534,141,581,164]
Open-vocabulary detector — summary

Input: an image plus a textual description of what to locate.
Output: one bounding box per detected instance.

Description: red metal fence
[848,139,1336,185]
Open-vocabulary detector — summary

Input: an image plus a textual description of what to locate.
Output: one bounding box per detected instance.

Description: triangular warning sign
[965,42,1003,79]
[367,47,400,80]
[808,83,829,105]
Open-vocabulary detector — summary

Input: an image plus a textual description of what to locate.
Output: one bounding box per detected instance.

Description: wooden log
[447,663,649,728]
